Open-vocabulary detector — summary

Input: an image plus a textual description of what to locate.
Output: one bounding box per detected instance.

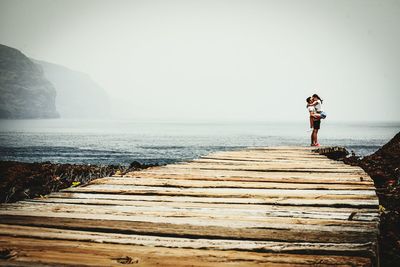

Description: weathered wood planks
[0,146,379,266]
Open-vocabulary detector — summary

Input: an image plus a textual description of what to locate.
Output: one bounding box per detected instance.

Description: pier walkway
[0,147,379,266]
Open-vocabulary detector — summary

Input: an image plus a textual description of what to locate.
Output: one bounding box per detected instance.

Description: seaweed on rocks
[319,132,400,266]
[345,132,400,267]
[0,160,158,203]
[314,146,349,160]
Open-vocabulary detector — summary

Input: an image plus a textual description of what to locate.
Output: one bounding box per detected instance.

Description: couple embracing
[306,94,326,147]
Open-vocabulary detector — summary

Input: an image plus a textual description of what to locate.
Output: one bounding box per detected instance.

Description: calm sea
[0,119,399,166]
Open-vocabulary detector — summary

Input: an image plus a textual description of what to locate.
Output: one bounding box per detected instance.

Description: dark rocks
[129,160,157,170]
[0,160,159,203]
[129,161,144,169]
[318,133,400,265]
[342,131,400,266]
[344,131,400,188]
[0,44,59,119]
[314,146,349,160]
[0,161,122,203]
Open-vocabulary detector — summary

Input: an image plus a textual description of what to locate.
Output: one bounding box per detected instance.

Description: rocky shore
[318,133,400,267]
[0,161,157,203]
[343,132,400,266]
[319,132,400,266]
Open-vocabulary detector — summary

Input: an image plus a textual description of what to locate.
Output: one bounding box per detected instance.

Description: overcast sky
[1,0,399,122]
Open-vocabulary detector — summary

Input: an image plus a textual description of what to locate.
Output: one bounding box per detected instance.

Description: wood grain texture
[0,146,379,266]
[0,236,373,267]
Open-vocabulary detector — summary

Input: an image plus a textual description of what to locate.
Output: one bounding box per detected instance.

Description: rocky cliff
[33,60,110,118]
[0,44,59,119]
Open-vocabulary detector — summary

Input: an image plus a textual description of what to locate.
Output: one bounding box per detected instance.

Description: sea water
[0,119,399,166]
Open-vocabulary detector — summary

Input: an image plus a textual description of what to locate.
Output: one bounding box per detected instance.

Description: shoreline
[318,132,400,266]
[0,160,158,203]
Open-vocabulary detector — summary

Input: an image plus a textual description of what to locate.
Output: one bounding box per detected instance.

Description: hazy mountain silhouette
[33,59,110,118]
[0,44,59,119]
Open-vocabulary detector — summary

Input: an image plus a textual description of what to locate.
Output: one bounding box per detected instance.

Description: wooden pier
[0,147,379,266]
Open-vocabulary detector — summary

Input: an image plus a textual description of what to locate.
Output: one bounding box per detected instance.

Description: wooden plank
[207,151,332,158]
[45,192,379,208]
[206,155,333,160]
[0,209,379,238]
[246,146,322,150]
[0,202,379,226]
[21,199,378,223]
[195,155,346,161]
[0,214,377,244]
[23,198,379,216]
[140,169,372,181]
[0,236,373,266]
[212,150,324,155]
[87,176,375,190]
[134,169,374,184]
[163,164,364,173]
[139,167,370,178]
[192,158,353,167]
[0,224,377,257]
[199,156,343,163]
[59,185,378,202]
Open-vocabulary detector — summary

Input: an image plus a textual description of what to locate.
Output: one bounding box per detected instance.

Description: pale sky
[1,0,399,122]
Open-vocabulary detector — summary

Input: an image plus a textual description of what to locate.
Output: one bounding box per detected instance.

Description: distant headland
[0,44,109,119]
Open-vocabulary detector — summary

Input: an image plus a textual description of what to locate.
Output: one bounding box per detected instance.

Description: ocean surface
[0,119,399,166]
